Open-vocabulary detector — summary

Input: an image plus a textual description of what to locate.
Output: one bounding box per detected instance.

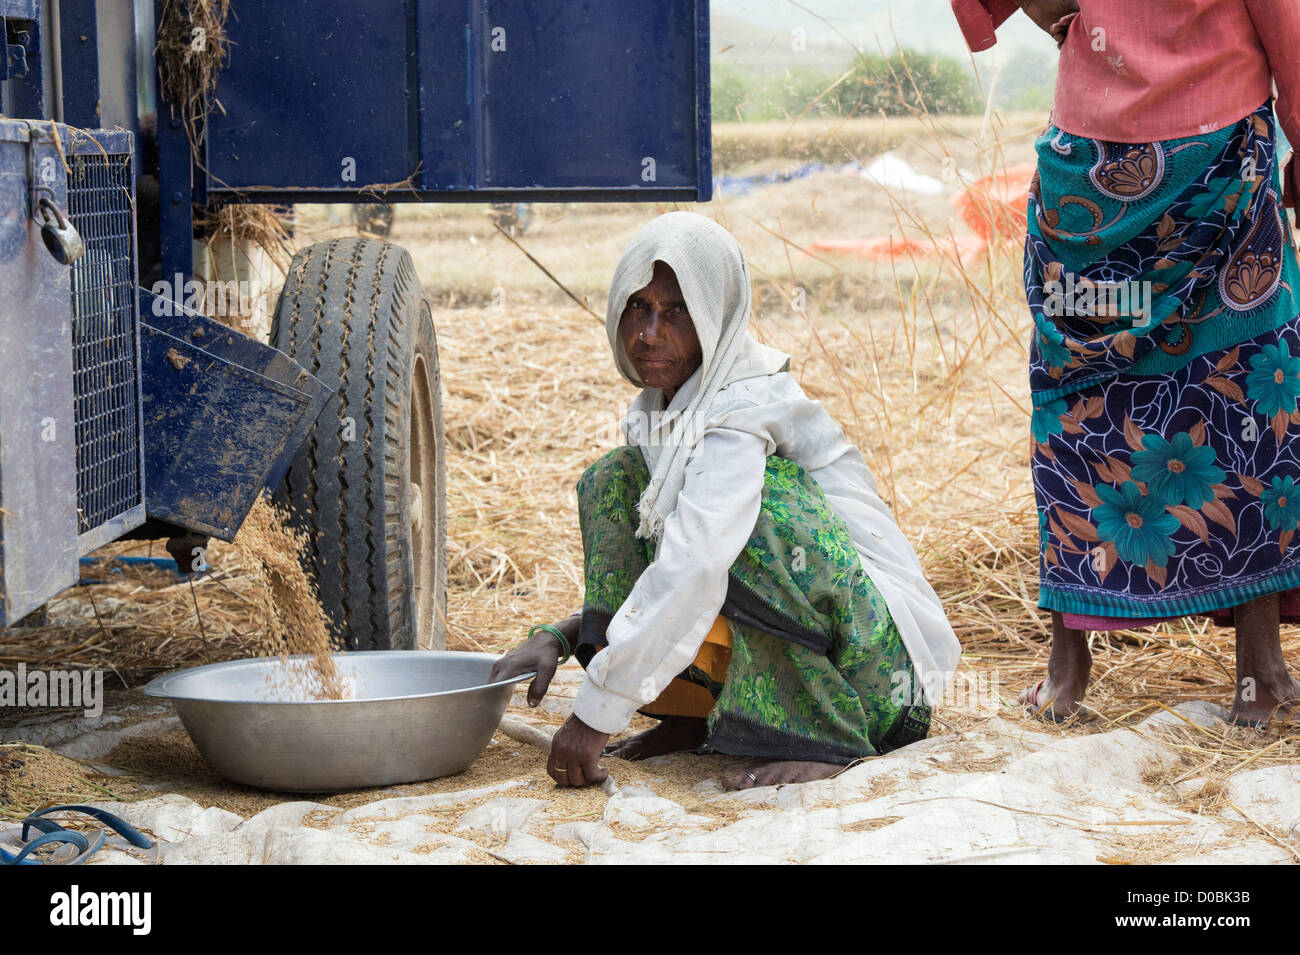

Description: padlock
[36,196,84,265]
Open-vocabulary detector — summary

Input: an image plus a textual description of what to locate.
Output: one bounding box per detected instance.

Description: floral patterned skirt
[1033,323,1300,619]
[1027,102,1300,622]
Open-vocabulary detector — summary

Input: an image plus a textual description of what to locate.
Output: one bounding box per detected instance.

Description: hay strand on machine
[155,0,232,153]
[159,0,294,328]
[194,204,295,272]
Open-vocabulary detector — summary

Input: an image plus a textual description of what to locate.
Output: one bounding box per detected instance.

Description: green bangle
[528,623,572,664]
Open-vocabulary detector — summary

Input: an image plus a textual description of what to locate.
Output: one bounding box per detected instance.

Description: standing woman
[953,0,1300,722]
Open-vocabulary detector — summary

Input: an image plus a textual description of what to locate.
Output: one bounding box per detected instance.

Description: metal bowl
[143,651,527,792]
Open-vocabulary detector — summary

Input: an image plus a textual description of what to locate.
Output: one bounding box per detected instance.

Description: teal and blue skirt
[1028,102,1300,623]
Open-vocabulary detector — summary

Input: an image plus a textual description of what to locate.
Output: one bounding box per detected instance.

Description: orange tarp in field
[949,163,1037,242]
[808,163,1038,266]
[808,237,929,261]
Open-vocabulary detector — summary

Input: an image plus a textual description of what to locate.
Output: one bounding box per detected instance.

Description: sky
[711,0,1047,67]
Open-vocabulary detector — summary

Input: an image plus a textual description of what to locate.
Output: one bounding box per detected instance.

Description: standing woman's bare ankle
[1231,592,1298,722]
[1048,611,1092,689]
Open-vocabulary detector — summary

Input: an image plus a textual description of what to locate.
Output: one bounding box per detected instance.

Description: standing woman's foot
[603,716,708,760]
[1228,676,1300,726]
[1020,613,1092,723]
[721,761,844,790]
[1018,676,1089,722]
[1230,591,1300,726]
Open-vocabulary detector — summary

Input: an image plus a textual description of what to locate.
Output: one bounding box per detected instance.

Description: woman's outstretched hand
[488,612,580,707]
[548,714,611,787]
[1018,0,1078,46]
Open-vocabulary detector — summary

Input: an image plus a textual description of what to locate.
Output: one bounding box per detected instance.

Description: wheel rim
[409,354,438,648]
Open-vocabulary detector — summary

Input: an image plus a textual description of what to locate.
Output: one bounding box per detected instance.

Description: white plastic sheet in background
[860,153,948,196]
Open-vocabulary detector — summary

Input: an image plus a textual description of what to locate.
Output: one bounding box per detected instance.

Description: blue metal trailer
[0,0,711,650]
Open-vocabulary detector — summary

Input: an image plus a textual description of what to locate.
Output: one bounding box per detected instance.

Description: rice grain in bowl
[144,651,528,792]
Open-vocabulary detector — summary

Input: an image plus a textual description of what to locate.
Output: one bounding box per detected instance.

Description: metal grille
[67,150,142,533]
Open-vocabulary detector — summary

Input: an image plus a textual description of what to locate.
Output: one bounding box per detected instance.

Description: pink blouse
[951,0,1300,151]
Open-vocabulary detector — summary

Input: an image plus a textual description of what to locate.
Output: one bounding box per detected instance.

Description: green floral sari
[576,446,930,764]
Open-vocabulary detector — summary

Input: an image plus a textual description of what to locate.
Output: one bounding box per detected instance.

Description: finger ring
[746,772,758,783]
[554,767,567,773]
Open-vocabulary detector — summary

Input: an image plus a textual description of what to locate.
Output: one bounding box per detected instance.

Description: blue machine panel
[205,2,416,193]
[205,0,710,202]
[472,0,702,191]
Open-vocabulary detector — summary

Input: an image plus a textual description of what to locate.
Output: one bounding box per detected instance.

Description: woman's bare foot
[603,716,707,760]
[1229,676,1300,726]
[1019,675,1090,722]
[1230,592,1300,726]
[1020,612,1091,722]
[721,760,844,790]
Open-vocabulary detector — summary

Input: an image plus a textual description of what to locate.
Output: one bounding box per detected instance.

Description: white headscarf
[606,212,790,540]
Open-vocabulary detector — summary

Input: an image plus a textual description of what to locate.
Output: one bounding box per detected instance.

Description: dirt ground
[2,113,1298,862]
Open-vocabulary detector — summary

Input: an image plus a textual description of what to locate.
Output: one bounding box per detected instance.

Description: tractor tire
[270,238,447,651]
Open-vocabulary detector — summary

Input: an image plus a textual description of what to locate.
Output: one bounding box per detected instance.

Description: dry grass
[0,547,263,676]
[1138,710,1300,811]
[711,113,1044,171]
[0,740,141,821]
[195,204,294,275]
[155,0,230,156]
